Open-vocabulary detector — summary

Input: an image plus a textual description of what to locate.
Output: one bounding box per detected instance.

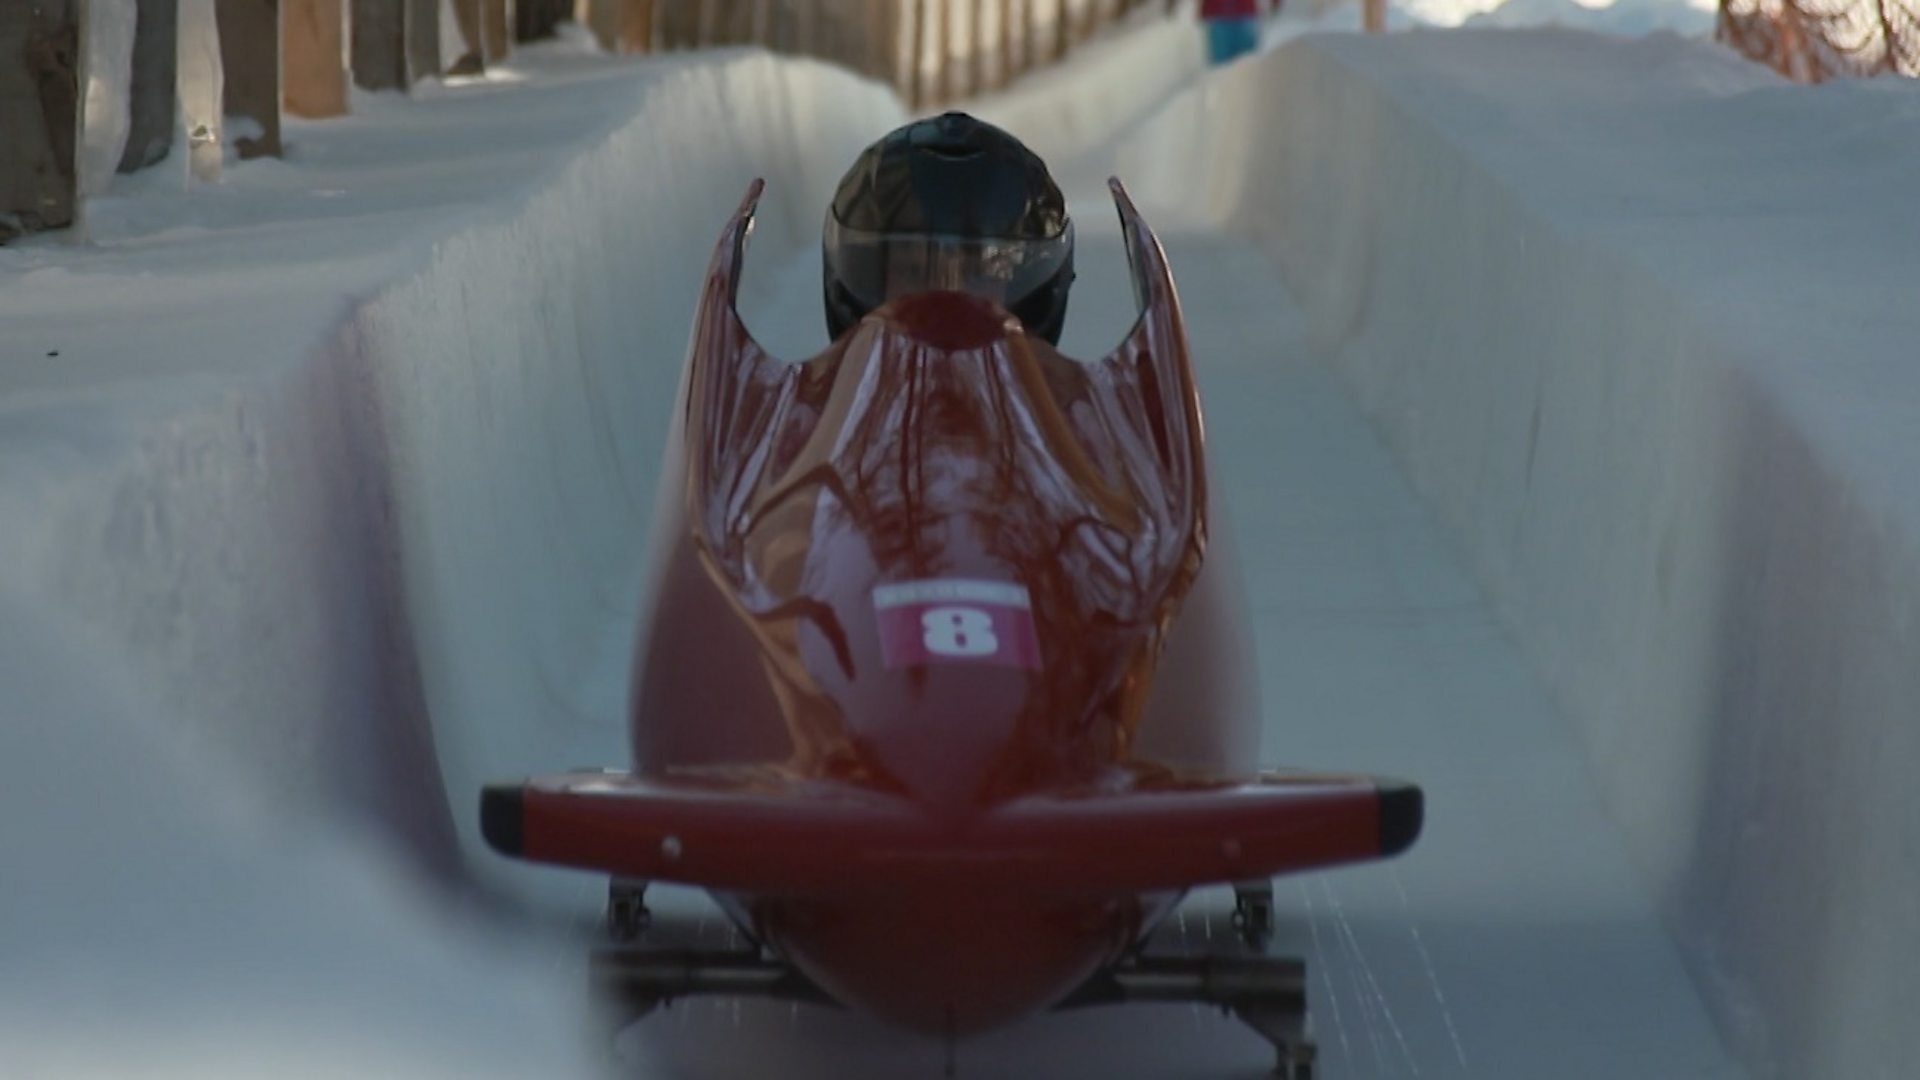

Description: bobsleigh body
[482,180,1421,1040]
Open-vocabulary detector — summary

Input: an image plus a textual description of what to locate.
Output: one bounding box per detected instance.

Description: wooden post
[619,0,655,52]
[1022,0,1037,77]
[580,0,652,52]
[352,0,407,89]
[513,0,539,41]
[934,0,955,95]
[870,0,899,96]
[1363,0,1385,31]
[217,0,284,157]
[750,0,773,46]
[77,0,135,202]
[696,0,718,45]
[482,0,512,61]
[123,0,179,172]
[401,0,439,76]
[936,0,952,104]
[757,0,780,51]
[446,0,484,73]
[579,0,617,49]
[669,0,685,48]
[405,0,440,79]
[815,0,838,62]
[285,0,350,117]
[794,0,811,55]
[659,0,692,49]
[937,0,956,97]
[179,0,224,181]
[515,0,566,40]
[844,0,862,67]
[966,0,983,96]
[1,0,80,241]
[1006,0,1021,87]
[908,0,926,106]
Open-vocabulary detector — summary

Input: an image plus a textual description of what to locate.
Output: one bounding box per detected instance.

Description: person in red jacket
[1201,0,1263,65]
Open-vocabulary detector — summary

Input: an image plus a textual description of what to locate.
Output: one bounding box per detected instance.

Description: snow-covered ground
[6,12,1918,1080]
[1274,0,1717,36]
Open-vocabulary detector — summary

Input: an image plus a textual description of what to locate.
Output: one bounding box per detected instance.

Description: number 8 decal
[921,606,999,657]
[873,579,1042,670]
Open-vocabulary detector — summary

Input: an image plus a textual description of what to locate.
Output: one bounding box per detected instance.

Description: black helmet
[823,112,1075,345]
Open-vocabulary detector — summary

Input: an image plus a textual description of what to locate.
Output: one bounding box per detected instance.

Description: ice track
[26,15,1920,1078]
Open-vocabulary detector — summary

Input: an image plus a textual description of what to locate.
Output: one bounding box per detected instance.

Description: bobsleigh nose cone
[854,668,1031,815]
[865,713,1019,815]
[765,893,1128,1038]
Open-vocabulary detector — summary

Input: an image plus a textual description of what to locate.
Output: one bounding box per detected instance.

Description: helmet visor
[825,215,1074,313]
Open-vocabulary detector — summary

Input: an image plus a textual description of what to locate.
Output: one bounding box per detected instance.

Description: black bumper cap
[480,784,525,856]
[1376,780,1424,857]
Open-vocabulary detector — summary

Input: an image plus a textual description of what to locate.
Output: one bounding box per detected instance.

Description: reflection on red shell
[887,290,1020,351]
[622,179,1266,1031]
[483,181,1415,1044]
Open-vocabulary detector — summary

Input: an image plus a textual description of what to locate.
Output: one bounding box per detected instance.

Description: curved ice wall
[1113,29,1920,1080]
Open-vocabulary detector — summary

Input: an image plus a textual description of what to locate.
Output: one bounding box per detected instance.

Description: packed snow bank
[1114,29,1919,1078]
[3,46,899,891]
[1291,0,1716,34]
[0,585,594,1078]
[0,43,906,1070]
[341,55,903,899]
[1462,0,1715,36]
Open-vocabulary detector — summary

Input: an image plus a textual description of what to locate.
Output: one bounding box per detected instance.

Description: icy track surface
[9,19,1863,1080]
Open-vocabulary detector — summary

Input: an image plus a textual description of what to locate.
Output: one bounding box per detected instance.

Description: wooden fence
[2,0,1188,244]
[620,0,1170,107]
[1,2,81,242]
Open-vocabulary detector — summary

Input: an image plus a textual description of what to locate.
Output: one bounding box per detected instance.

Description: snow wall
[1111,29,1920,1080]
[2,50,908,1074]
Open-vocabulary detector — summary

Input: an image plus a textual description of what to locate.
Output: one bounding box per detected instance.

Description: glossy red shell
[619,180,1271,1030]
[482,180,1418,1037]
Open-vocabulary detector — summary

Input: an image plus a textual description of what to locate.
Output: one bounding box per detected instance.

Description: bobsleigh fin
[482,769,1420,897]
[1084,178,1208,582]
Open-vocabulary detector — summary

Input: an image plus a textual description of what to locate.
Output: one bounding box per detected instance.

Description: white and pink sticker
[872,579,1042,671]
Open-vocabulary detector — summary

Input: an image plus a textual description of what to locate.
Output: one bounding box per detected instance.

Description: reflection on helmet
[824,112,1076,345]
[825,219,1076,312]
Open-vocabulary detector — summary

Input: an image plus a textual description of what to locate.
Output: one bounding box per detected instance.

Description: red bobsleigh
[481,179,1421,1076]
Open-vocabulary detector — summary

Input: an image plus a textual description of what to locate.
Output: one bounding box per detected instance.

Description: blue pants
[1206,18,1260,66]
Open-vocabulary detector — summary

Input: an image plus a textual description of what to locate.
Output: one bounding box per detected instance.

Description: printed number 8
[921,606,998,657]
